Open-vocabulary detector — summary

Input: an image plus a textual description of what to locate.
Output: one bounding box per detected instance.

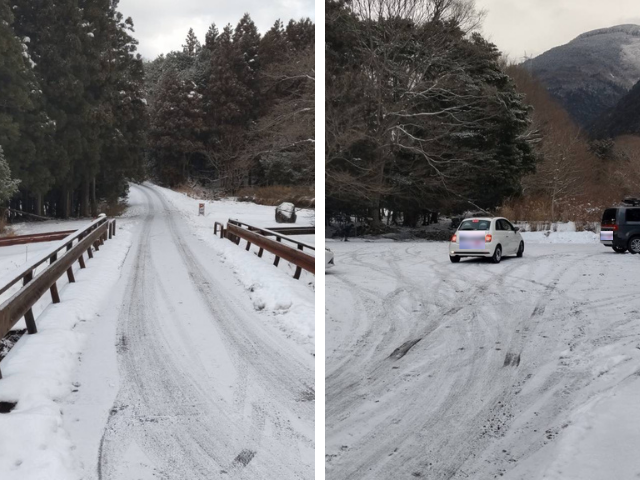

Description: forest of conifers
[0,0,314,218]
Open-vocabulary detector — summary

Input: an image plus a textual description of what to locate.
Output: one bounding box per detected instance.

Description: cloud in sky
[117,0,315,59]
[474,0,640,61]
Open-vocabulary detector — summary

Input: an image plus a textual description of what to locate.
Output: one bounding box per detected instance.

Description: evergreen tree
[260,20,288,67]
[0,147,20,204]
[285,18,314,50]
[0,0,54,212]
[232,14,261,121]
[97,5,148,205]
[204,23,219,50]
[183,28,201,57]
[149,70,204,186]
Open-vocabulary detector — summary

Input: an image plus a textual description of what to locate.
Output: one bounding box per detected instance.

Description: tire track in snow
[98,185,313,480]
[326,242,625,479]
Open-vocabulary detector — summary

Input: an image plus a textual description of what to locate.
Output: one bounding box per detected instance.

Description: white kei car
[449,217,524,264]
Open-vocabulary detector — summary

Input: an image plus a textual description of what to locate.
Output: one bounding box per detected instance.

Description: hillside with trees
[500,67,640,223]
[0,0,146,218]
[0,2,315,220]
[522,25,640,129]
[326,0,537,228]
[143,16,315,196]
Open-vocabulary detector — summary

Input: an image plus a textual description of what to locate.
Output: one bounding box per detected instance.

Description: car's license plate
[600,231,613,241]
[459,232,486,250]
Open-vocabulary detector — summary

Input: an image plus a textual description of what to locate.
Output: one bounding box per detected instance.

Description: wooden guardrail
[0,230,77,248]
[225,220,315,279]
[214,221,226,239]
[0,216,117,378]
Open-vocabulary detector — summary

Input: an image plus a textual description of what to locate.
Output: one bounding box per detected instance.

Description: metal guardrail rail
[0,230,77,247]
[0,216,117,378]
[225,220,315,279]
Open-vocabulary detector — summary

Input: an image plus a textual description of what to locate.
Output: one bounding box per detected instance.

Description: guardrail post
[273,238,282,267]
[24,309,37,334]
[87,247,93,259]
[21,271,38,334]
[67,267,75,283]
[258,248,264,258]
[245,241,252,251]
[49,254,60,304]
[293,244,304,279]
[78,253,86,268]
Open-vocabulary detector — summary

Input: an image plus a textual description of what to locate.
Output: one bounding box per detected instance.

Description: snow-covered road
[326,241,640,479]
[61,184,313,479]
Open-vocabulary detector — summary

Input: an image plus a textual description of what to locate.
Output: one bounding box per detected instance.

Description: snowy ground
[326,238,640,479]
[0,183,314,479]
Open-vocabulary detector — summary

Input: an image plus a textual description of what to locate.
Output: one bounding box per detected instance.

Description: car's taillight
[614,225,619,231]
[451,234,457,242]
[485,234,492,242]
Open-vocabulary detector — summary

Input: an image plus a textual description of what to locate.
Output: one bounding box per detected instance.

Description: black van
[600,200,640,254]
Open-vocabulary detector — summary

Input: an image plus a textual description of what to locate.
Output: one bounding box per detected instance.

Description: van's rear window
[626,209,640,222]
[459,220,491,230]
[602,209,617,224]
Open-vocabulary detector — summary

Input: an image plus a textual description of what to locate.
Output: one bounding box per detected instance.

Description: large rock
[275,202,297,223]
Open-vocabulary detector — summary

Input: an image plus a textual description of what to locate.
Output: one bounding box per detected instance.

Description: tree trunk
[369,205,381,229]
[81,180,90,217]
[35,193,42,216]
[91,177,98,217]
[61,188,70,219]
[403,210,419,227]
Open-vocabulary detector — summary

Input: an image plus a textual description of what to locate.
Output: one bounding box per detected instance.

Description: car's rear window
[626,208,640,222]
[602,208,617,225]
[459,220,491,230]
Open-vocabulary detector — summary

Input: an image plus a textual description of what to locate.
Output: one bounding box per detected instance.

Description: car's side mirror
[514,227,520,232]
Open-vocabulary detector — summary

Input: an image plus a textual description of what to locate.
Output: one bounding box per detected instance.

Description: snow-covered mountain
[523,25,640,128]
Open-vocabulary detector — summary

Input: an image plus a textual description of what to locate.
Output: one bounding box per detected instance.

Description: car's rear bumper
[449,246,492,257]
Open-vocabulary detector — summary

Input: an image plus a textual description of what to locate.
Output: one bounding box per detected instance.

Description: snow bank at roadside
[0,224,133,480]
[153,184,316,354]
[520,231,599,244]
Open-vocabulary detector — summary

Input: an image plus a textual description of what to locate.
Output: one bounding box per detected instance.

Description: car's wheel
[516,241,524,257]
[449,256,461,263]
[491,245,502,264]
[628,236,640,254]
[612,246,627,254]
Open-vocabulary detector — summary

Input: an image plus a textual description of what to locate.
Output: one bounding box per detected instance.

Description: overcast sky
[117,0,315,59]
[474,0,640,61]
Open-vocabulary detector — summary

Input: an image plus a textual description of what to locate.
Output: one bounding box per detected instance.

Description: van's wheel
[628,237,640,254]
[450,256,461,263]
[612,246,627,253]
[491,245,502,264]
[517,241,524,257]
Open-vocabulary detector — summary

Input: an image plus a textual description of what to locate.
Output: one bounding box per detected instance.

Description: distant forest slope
[143,17,315,193]
[591,79,640,138]
[523,25,640,128]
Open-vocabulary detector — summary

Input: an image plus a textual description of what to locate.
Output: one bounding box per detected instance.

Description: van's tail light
[451,234,457,242]
[485,234,493,242]
[602,223,618,231]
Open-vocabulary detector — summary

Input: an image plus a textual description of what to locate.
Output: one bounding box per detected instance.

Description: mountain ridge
[522,24,640,128]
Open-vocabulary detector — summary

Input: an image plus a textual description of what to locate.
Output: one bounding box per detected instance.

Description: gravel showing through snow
[326,239,640,479]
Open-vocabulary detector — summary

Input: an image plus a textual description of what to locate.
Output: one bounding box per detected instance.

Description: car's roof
[461,217,497,222]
